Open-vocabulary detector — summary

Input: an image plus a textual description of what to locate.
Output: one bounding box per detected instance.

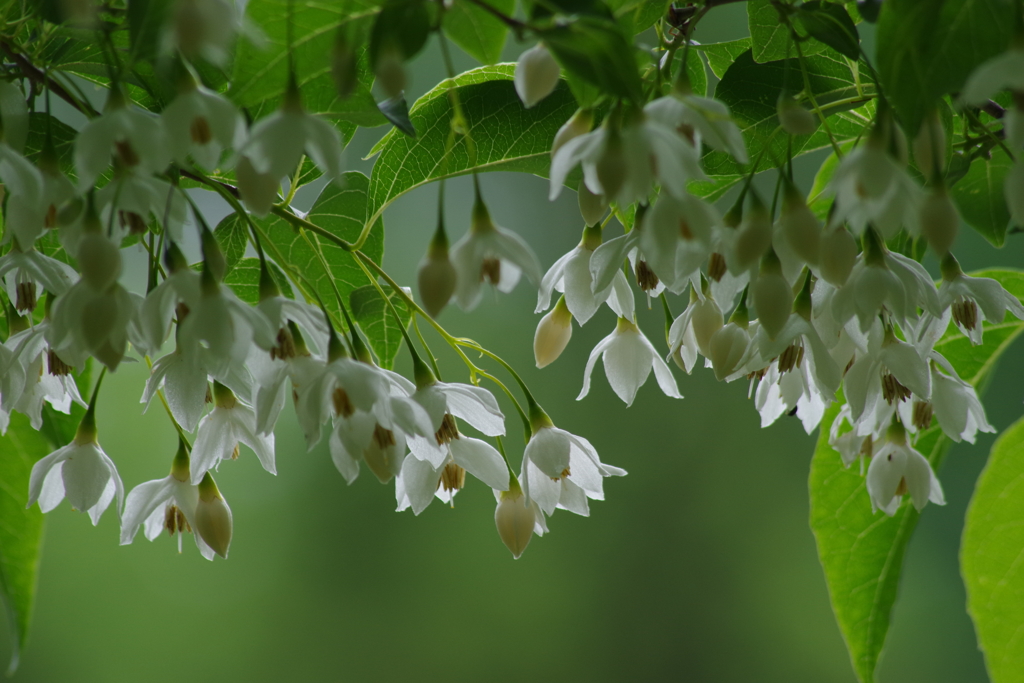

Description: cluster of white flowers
[503,44,1024,520]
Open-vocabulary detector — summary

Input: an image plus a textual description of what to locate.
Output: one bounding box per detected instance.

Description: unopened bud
[77,232,122,291]
[514,43,560,109]
[551,109,593,158]
[913,110,946,183]
[690,296,724,357]
[417,236,456,318]
[375,44,407,100]
[818,224,857,287]
[708,322,750,381]
[919,187,959,256]
[534,296,572,368]
[595,126,626,201]
[777,96,817,136]
[732,195,772,273]
[751,269,793,340]
[578,179,607,227]
[779,189,821,266]
[495,487,536,559]
[195,473,232,558]
[236,156,280,217]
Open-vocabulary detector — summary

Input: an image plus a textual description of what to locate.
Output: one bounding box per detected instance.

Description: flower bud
[919,187,959,256]
[236,155,280,217]
[495,489,536,559]
[552,109,593,158]
[751,268,793,341]
[534,296,572,368]
[732,195,772,273]
[195,473,233,558]
[777,95,817,136]
[913,110,946,183]
[818,224,857,287]
[778,189,821,266]
[595,127,626,201]
[690,296,724,357]
[578,179,607,227]
[418,230,457,318]
[77,232,123,291]
[375,44,407,100]
[514,43,560,109]
[709,323,750,381]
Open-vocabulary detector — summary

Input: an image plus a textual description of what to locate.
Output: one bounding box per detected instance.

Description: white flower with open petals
[961,46,1024,108]
[866,422,945,516]
[451,200,542,311]
[844,327,931,422]
[535,226,617,325]
[190,383,275,485]
[0,245,76,312]
[407,380,505,467]
[645,93,748,163]
[27,422,123,525]
[521,421,626,517]
[639,192,718,293]
[74,92,169,188]
[162,82,243,170]
[579,317,681,406]
[938,255,1024,344]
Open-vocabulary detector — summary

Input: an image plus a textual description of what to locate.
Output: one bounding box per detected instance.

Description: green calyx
[527,401,554,436]
[259,259,281,302]
[170,438,191,483]
[940,252,963,282]
[862,227,887,266]
[729,286,750,328]
[74,370,106,446]
[886,417,907,445]
[581,224,603,251]
[794,270,814,321]
[163,241,189,274]
[288,320,310,357]
[198,471,223,502]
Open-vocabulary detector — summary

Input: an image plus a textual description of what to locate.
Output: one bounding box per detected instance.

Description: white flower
[961,46,1024,108]
[514,43,560,108]
[644,93,748,163]
[521,421,626,517]
[0,143,50,247]
[536,225,622,325]
[406,379,505,467]
[194,472,233,558]
[640,192,719,293]
[120,443,217,560]
[190,383,275,485]
[396,425,509,515]
[0,245,76,312]
[549,110,706,206]
[1,323,84,431]
[451,200,542,311]
[142,344,210,433]
[776,188,821,267]
[924,353,994,444]
[667,289,724,373]
[708,320,753,381]
[938,256,1024,344]
[579,317,681,406]
[162,82,243,170]
[752,358,828,432]
[756,311,842,400]
[534,296,572,368]
[96,173,188,244]
[240,88,343,187]
[844,327,931,422]
[816,223,858,287]
[236,155,281,217]
[74,93,169,188]
[167,0,240,65]
[829,136,921,239]
[27,422,123,525]
[866,422,944,516]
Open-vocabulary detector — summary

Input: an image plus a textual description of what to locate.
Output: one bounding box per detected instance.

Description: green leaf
[747,0,828,64]
[797,0,861,61]
[127,0,172,63]
[539,17,644,104]
[213,213,251,276]
[231,0,384,128]
[223,257,294,305]
[608,0,669,35]
[807,139,857,219]
[811,280,1024,683]
[349,284,411,366]
[950,146,1012,247]
[0,414,57,674]
[443,0,514,64]
[24,113,77,181]
[708,48,875,175]
[696,38,751,79]
[365,64,578,233]
[369,0,433,65]
[876,0,1015,136]
[963,416,1024,683]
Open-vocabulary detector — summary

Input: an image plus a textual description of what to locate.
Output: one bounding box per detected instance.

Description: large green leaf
[709,48,875,175]
[539,16,644,104]
[257,172,403,368]
[697,38,752,80]
[797,0,861,61]
[811,277,1024,683]
[365,64,578,233]
[443,0,514,64]
[231,0,384,129]
[0,414,56,674]
[349,284,412,367]
[223,257,294,305]
[951,146,1012,248]
[213,213,250,277]
[876,0,1015,136]
[747,0,829,64]
[963,416,1024,683]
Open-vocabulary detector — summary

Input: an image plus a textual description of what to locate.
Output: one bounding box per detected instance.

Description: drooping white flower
[406,374,506,468]
[141,342,210,434]
[1,322,85,431]
[752,358,829,432]
[919,353,994,444]
[190,382,275,485]
[866,421,944,516]
[549,108,706,207]
[667,287,724,373]
[451,198,542,311]
[514,43,561,108]
[938,254,1024,344]
[27,415,123,525]
[74,91,170,188]
[120,442,217,560]
[640,191,719,293]
[844,326,931,422]
[534,296,572,368]
[162,81,243,170]
[536,225,620,325]
[644,93,748,163]
[521,419,626,517]
[0,245,76,312]
[166,0,240,65]
[579,317,681,406]
[494,483,547,559]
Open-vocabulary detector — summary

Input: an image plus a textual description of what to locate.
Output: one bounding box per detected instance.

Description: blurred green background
[3,5,1023,682]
